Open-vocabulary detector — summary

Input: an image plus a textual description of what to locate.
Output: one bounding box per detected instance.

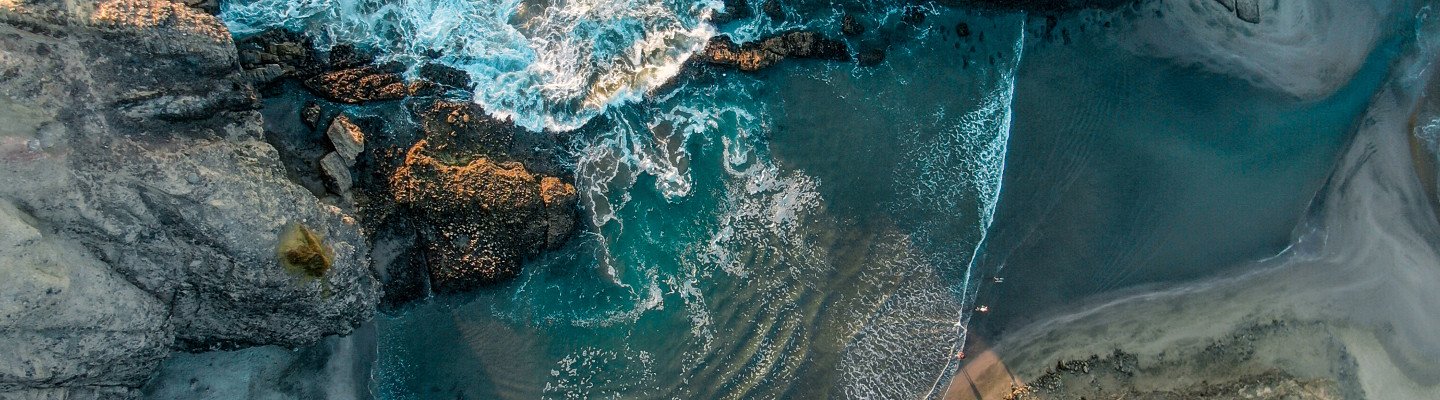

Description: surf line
[919,14,1027,400]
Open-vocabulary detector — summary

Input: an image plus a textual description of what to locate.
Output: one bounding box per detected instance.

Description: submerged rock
[1214,0,1262,23]
[700,31,851,71]
[901,6,927,25]
[841,14,865,37]
[857,47,887,67]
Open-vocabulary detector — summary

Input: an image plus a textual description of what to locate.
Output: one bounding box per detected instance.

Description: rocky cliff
[0,0,582,396]
[0,0,381,396]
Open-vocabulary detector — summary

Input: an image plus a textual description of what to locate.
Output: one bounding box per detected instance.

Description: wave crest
[221,0,718,131]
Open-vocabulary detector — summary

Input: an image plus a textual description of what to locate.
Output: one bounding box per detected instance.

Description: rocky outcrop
[418,63,473,91]
[239,29,579,306]
[303,66,426,104]
[699,31,851,71]
[381,101,578,293]
[0,0,378,396]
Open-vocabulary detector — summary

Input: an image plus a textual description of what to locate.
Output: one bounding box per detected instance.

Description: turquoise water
[972,6,1414,334]
[364,8,1028,397]
[218,0,1418,398]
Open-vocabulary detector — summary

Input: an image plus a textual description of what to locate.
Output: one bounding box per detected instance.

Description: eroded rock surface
[303,66,424,104]
[700,31,850,71]
[0,0,378,396]
[381,101,577,293]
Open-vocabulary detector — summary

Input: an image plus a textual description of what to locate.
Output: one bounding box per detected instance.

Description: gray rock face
[321,152,354,196]
[325,115,365,166]
[0,0,378,396]
[0,201,170,396]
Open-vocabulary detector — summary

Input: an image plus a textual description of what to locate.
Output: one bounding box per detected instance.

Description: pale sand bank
[946,3,1440,398]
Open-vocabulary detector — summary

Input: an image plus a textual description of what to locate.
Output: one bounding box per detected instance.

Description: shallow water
[970,5,1413,334]
[213,0,1424,398]
[344,5,1031,398]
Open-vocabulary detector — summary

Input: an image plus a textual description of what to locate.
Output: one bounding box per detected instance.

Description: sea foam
[221,0,719,131]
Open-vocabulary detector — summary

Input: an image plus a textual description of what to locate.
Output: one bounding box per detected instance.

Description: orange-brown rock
[389,139,576,292]
[416,101,515,162]
[700,31,851,72]
[303,66,423,104]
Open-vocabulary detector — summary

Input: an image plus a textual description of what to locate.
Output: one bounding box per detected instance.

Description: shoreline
[944,8,1440,394]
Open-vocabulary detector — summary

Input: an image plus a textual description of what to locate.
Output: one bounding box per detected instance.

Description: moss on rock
[277,222,333,279]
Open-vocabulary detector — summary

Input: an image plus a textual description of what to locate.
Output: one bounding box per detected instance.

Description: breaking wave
[221,0,719,131]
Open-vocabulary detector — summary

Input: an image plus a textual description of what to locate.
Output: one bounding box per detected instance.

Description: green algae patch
[277,222,333,279]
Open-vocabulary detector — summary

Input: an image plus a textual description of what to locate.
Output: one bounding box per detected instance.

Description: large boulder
[0,0,378,396]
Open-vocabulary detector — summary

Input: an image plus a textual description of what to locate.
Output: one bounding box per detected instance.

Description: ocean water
[216,0,1417,398]
[969,2,1416,335]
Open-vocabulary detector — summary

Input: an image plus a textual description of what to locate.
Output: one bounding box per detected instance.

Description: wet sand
[944,15,1440,396]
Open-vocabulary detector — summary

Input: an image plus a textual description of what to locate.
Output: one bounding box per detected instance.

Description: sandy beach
[946,4,1440,396]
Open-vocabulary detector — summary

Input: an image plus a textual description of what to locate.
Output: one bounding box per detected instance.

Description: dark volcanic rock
[841,14,865,37]
[300,102,323,130]
[326,43,374,70]
[956,22,971,37]
[857,47,886,67]
[711,0,752,24]
[415,101,517,161]
[418,63,473,90]
[178,0,218,13]
[389,143,577,292]
[539,177,578,249]
[700,31,851,71]
[762,0,784,21]
[303,66,419,103]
